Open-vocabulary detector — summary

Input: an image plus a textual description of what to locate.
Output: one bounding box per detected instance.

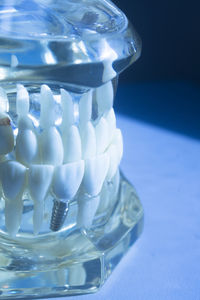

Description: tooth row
[0,82,122,235]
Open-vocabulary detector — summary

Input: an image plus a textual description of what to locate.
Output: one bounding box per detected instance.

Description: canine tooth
[0,113,14,155]
[80,121,96,159]
[60,89,74,132]
[28,165,54,234]
[16,84,29,116]
[40,85,56,129]
[105,108,116,142]
[53,160,84,199]
[95,117,109,154]
[77,195,100,229]
[16,129,38,165]
[95,81,114,116]
[79,91,92,125]
[40,126,64,166]
[63,125,82,163]
[83,153,109,196]
[0,87,9,112]
[0,161,26,236]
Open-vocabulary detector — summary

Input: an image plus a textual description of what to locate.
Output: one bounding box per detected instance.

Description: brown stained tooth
[0,117,11,126]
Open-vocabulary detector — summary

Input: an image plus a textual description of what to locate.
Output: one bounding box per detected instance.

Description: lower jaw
[0,172,143,299]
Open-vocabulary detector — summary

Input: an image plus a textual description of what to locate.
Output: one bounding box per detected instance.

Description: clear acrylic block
[0,0,143,298]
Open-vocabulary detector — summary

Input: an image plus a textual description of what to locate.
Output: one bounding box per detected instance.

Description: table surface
[42,82,200,300]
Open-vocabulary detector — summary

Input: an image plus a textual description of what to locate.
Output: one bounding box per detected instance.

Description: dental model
[0,81,123,236]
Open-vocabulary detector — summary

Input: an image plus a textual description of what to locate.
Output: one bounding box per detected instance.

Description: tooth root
[0,161,26,236]
[95,117,109,154]
[0,161,26,200]
[94,81,114,116]
[77,195,100,229]
[105,108,116,142]
[5,197,23,237]
[0,112,14,155]
[28,165,54,234]
[80,121,96,159]
[16,84,30,116]
[60,89,74,132]
[79,91,92,126]
[40,85,56,129]
[53,160,84,200]
[40,126,64,166]
[83,153,109,197]
[16,129,38,165]
[63,125,82,163]
[0,87,9,112]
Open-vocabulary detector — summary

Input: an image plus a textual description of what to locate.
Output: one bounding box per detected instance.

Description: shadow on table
[115,81,200,140]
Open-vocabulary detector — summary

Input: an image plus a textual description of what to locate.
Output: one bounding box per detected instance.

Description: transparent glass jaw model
[0,0,143,298]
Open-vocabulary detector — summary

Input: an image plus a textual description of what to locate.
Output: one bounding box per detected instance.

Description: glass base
[0,173,143,299]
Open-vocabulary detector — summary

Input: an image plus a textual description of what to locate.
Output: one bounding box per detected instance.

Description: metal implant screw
[50,199,69,232]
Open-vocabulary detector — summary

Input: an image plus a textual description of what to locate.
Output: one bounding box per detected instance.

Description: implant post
[50,199,69,232]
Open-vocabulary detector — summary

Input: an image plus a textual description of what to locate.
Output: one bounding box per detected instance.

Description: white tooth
[28,165,54,234]
[0,161,26,236]
[11,54,19,68]
[16,84,29,116]
[95,81,114,116]
[112,128,123,162]
[60,89,74,132]
[83,153,109,196]
[40,126,64,166]
[53,160,84,200]
[80,121,96,159]
[68,265,86,286]
[77,195,100,229]
[0,87,9,112]
[105,108,116,142]
[106,143,121,181]
[63,125,82,163]
[5,197,23,237]
[16,129,38,165]
[40,85,56,129]
[79,91,92,126]
[95,117,109,154]
[0,112,14,155]
[97,169,120,214]
[18,116,34,131]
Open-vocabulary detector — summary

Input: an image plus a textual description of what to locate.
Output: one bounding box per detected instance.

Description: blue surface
[44,82,200,300]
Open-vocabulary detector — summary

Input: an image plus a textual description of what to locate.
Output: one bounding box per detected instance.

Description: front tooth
[94,81,114,116]
[95,117,109,154]
[80,121,96,159]
[79,91,92,126]
[105,108,116,142]
[40,126,64,166]
[0,112,14,155]
[83,153,109,196]
[0,161,26,236]
[0,87,9,112]
[28,165,54,234]
[40,85,56,129]
[52,160,84,200]
[16,129,38,165]
[60,89,74,132]
[63,125,82,163]
[16,84,29,116]
[77,195,100,229]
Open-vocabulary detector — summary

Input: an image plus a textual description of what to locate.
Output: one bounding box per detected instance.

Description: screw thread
[50,199,69,232]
